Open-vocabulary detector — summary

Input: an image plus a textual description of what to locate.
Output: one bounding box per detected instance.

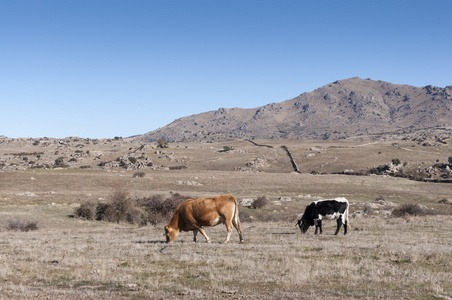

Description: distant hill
[135,77,452,142]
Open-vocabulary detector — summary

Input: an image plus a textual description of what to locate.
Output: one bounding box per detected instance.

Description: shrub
[75,191,191,226]
[219,146,233,152]
[157,139,169,148]
[369,164,390,175]
[252,196,270,209]
[126,207,147,225]
[133,172,145,178]
[128,157,137,164]
[95,202,110,221]
[6,219,38,232]
[75,202,97,220]
[449,156,452,165]
[392,158,401,165]
[105,190,138,223]
[391,204,438,217]
[75,190,144,225]
[168,166,187,170]
[54,157,66,167]
[139,193,189,225]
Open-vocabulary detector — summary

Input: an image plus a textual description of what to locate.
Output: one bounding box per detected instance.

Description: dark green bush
[392,158,401,165]
[54,157,66,167]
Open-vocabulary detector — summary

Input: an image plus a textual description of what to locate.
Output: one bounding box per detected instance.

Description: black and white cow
[296,197,349,235]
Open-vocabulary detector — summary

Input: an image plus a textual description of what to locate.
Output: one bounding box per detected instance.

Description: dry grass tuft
[5,219,38,232]
[391,203,441,217]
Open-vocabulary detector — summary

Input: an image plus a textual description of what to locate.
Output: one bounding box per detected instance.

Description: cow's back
[177,195,237,231]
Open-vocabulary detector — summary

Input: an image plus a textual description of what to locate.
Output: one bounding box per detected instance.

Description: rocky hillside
[135,77,452,142]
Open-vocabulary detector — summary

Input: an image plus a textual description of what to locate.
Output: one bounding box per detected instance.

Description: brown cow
[164,194,244,244]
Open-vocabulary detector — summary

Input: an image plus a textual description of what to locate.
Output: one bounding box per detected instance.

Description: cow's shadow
[134,240,166,244]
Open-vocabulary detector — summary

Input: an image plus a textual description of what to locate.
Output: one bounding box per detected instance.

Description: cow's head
[164,225,179,243]
[296,217,313,234]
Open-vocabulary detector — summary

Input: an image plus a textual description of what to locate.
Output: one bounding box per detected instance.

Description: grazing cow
[296,197,349,235]
[164,194,244,244]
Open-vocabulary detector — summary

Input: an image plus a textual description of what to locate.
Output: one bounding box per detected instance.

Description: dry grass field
[1,138,452,299]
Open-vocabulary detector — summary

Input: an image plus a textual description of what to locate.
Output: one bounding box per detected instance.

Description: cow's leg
[314,219,319,234]
[343,215,348,235]
[196,227,211,243]
[193,229,198,242]
[232,216,244,243]
[318,219,323,234]
[223,220,233,244]
[334,218,342,235]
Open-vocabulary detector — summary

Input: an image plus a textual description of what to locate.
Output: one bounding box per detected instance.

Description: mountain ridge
[135,77,452,142]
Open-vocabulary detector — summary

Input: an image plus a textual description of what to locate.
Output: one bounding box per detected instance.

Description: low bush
[252,196,270,209]
[6,219,38,232]
[392,158,401,165]
[139,193,190,225]
[133,172,145,178]
[75,191,191,226]
[369,164,390,175]
[391,204,439,217]
[75,202,97,220]
[157,139,169,148]
[54,157,67,168]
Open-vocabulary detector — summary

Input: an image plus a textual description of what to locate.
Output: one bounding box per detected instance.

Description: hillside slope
[136,77,452,142]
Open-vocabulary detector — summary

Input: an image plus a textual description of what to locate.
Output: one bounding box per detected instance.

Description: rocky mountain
[135,77,452,142]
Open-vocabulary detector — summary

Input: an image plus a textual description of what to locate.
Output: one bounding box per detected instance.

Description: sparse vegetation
[138,193,190,225]
[157,138,169,148]
[75,191,190,226]
[219,146,234,152]
[54,157,66,168]
[251,195,270,209]
[391,203,440,217]
[133,172,145,178]
[6,219,38,232]
[2,137,452,299]
[74,202,97,220]
[392,158,401,165]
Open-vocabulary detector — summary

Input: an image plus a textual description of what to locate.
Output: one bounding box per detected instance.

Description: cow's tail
[229,194,244,243]
[345,199,350,230]
[231,195,240,225]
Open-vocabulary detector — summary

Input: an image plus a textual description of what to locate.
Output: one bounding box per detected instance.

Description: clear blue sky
[1,0,451,139]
